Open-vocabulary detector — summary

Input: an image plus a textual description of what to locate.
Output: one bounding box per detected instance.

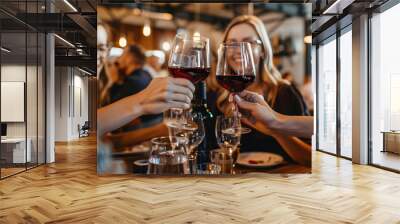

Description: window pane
[27,31,39,169]
[1,30,28,177]
[38,32,46,165]
[340,29,352,158]
[371,3,400,171]
[317,37,337,154]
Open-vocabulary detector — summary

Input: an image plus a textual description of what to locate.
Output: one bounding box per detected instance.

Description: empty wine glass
[209,149,234,175]
[186,114,205,160]
[148,136,189,175]
[164,109,191,150]
[164,109,204,174]
[215,115,241,164]
[186,114,205,174]
[216,42,256,134]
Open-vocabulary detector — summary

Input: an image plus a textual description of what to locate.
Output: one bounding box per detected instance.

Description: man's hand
[137,77,195,115]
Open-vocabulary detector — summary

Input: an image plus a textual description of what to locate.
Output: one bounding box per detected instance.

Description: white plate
[113,141,151,156]
[236,152,284,168]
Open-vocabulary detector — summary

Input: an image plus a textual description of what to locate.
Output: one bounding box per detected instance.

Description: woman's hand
[137,77,195,115]
[233,90,280,135]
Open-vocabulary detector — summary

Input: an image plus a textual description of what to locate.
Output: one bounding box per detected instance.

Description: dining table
[111,141,311,175]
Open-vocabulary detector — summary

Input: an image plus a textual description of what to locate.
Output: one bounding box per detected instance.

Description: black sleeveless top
[208,83,310,163]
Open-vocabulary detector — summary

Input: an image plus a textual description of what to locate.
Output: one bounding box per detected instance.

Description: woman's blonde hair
[213,15,283,112]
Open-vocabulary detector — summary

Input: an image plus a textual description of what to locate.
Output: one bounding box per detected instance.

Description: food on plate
[248,160,264,164]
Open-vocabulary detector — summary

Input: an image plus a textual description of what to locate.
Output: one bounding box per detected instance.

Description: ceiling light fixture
[143,23,151,37]
[63,0,78,12]
[304,35,312,44]
[322,0,354,15]
[193,31,201,42]
[78,67,93,76]
[109,47,124,57]
[119,37,127,48]
[54,34,75,48]
[161,41,171,51]
[1,47,11,53]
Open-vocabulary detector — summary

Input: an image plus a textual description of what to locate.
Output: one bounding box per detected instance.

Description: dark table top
[112,144,311,175]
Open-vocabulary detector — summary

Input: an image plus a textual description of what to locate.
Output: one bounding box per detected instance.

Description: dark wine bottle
[191,81,214,170]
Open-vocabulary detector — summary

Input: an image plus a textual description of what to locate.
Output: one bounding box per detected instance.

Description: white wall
[1,64,45,164]
[1,65,36,138]
[54,67,89,141]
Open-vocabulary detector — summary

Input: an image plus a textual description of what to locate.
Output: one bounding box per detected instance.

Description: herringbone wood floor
[1,136,400,224]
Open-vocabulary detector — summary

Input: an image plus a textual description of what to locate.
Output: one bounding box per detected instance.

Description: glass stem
[188,156,196,174]
[230,93,239,118]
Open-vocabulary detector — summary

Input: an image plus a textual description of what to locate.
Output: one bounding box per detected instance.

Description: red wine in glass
[216,74,255,93]
[168,67,211,84]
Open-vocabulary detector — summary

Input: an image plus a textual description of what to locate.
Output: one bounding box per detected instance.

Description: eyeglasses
[225,40,262,47]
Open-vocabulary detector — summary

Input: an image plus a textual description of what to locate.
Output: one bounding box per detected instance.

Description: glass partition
[317,36,337,154]
[0,30,28,177]
[0,1,46,179]
[370,3,400,171]
[339,28,352,158]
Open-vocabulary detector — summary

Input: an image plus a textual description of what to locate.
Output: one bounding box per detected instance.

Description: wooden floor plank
[0,135,400,223]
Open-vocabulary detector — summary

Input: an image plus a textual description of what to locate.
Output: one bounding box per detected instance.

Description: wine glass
[216,42,256,134]
[148,136,189,175]
[186,114,205,173]
[165,33,211,123]
[209,149,234,175]
[215,115,241,165]
[164,109,191,149]
[168,33,211,84]
[186,114,205,160]
[164,110,204,174]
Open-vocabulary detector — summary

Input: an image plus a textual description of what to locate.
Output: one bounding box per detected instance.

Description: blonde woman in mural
[210,15,311,166]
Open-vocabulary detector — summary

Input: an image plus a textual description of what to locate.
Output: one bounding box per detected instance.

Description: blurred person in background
[208,15,311,166]
[99,45,173,148]
[107,45,152,105]
[96,28,195,173]
[144,50,169,78]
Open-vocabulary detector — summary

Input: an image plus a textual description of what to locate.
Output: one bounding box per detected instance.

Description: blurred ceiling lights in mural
[98,25,108,45]
[162,41,171,51]
[143,23,152,37]
[119,37,127,48]
[110,47,123,57]
[146,50,166,64]
[63,0,78,12]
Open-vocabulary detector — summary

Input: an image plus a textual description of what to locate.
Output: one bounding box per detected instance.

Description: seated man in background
[144,50,169,78]
[101,45,167,148]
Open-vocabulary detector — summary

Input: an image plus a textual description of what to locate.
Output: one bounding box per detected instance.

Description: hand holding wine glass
[165,33,211,128]
[216,42,256,134]
[233,91,276,136]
